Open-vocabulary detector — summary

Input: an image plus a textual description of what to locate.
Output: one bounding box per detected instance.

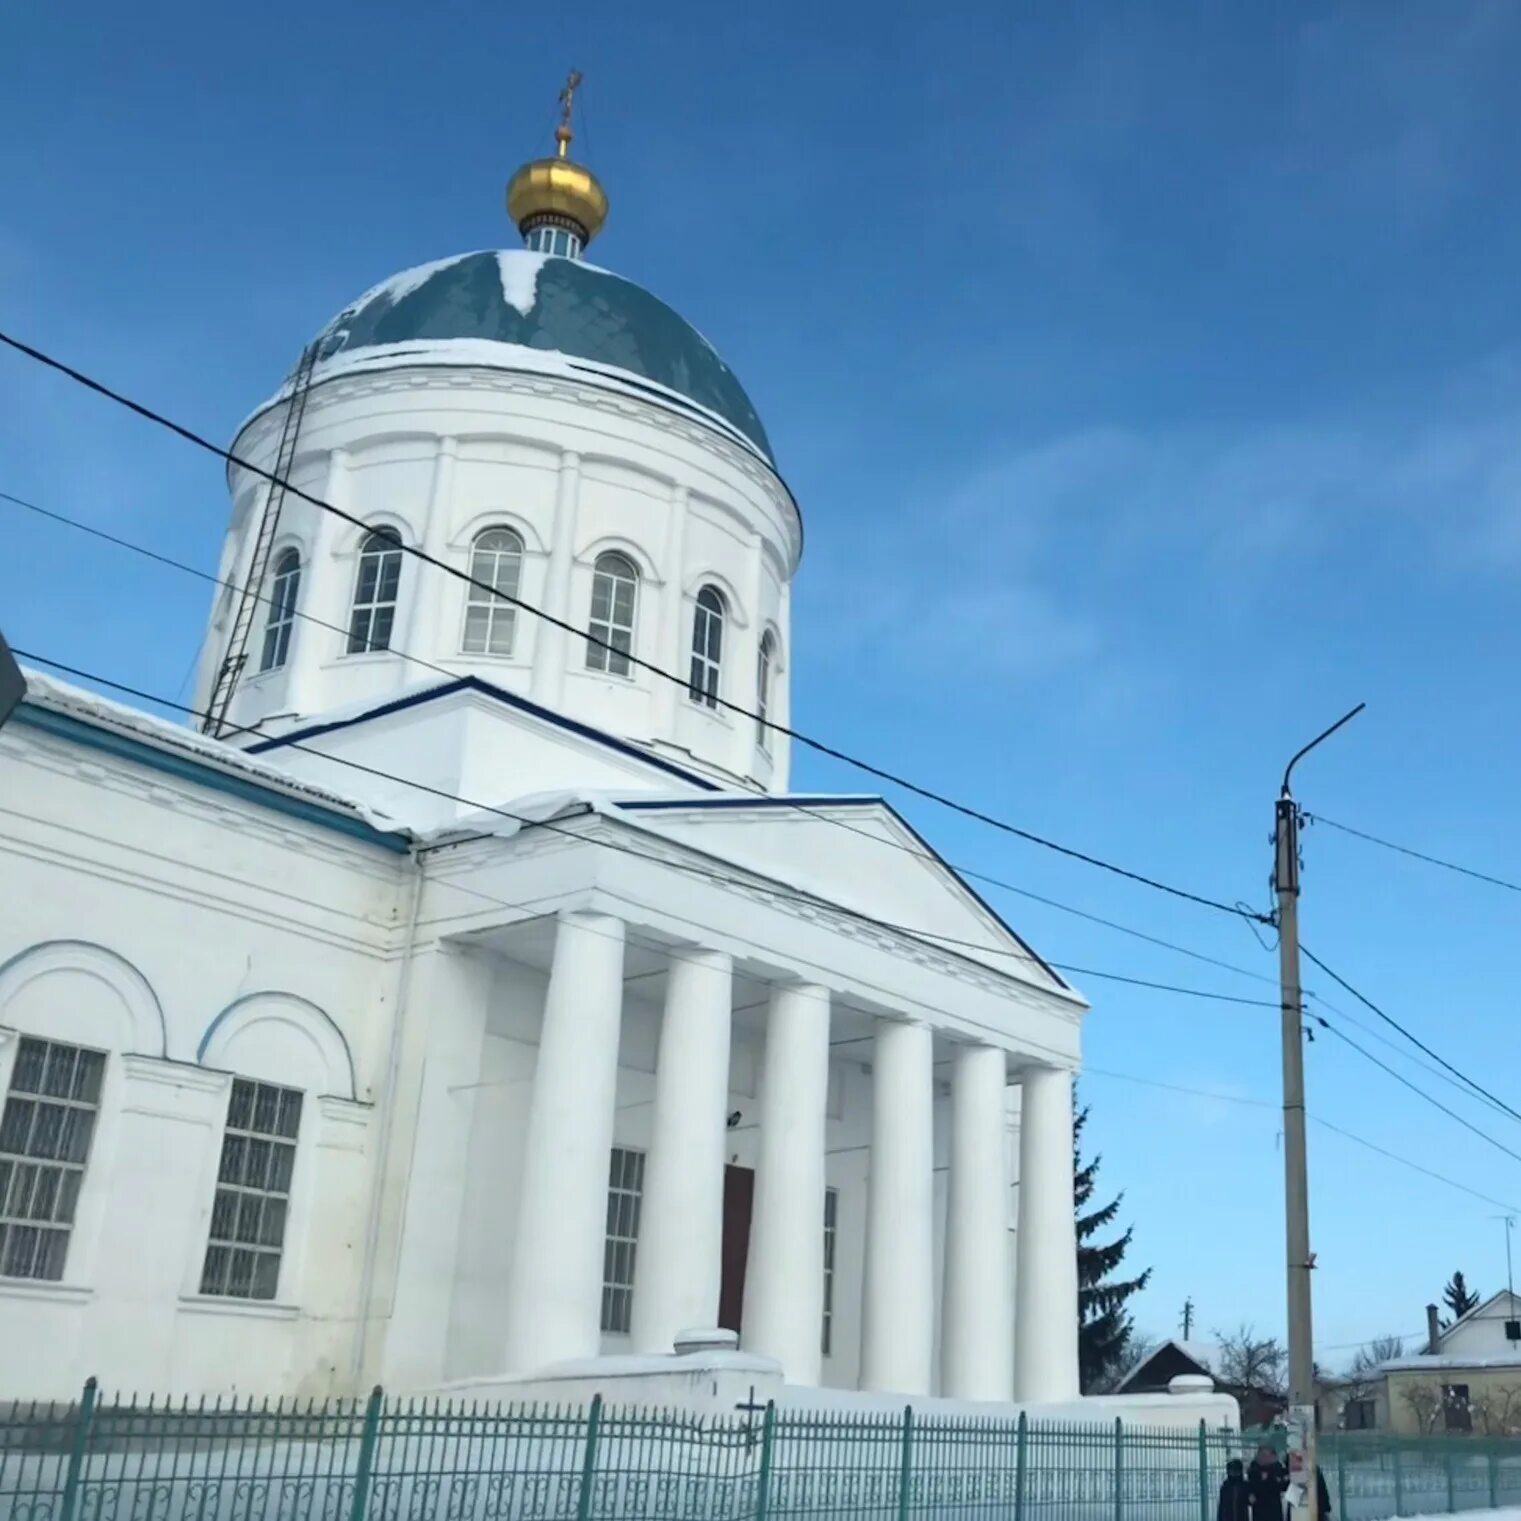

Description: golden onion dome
[506,155,610,245]
[506,72,609,253]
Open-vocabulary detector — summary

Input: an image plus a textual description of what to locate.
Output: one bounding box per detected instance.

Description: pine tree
[1442,1271,1480,1326]
[1075,1103,1151,1392]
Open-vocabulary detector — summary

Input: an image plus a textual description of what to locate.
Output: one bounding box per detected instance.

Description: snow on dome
[495,250,547,317]
[304,250,774,463]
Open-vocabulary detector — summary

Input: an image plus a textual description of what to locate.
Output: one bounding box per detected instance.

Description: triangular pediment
[610,794,1077,1000]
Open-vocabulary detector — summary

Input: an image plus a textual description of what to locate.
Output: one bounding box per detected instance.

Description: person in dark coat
[1247,1445,1288,1521]
[1219,1459,1252,1521]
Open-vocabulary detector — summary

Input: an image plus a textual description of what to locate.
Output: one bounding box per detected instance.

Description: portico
[442,794,1086,1403]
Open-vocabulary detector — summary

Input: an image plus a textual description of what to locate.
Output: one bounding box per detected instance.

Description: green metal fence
[5,1384,1521,1521]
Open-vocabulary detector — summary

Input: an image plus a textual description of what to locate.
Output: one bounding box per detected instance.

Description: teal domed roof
[315,250,773,463]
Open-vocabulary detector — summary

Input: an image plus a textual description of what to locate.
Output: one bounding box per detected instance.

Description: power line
[1308,1013,1521,1168]
[8,647,1275,1017]
[0,329,1267,926]
[13,647,1520,1243]
[1301,943,1521,1128]
[1,483,1288,991]
[1306,812,1521,898]
[1081,1068,1521,1214]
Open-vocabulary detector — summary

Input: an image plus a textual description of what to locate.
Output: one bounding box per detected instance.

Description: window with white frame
[689,585,725,708]
[0,1037,105,1281]
[462,528,524,656]
[200,1078,302,1301]
[756,630,777,751]
[347,527,403,654]
[601,1145,644,1333]
[821,1186,839,1356]
[525,224,584,260]
[586,553,638,677]
[259,548,302,672]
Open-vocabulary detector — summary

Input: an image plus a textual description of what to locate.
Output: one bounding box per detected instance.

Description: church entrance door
[718,1163,754,1333]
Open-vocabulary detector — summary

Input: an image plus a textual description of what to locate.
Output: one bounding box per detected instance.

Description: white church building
[0,115,1108,1413]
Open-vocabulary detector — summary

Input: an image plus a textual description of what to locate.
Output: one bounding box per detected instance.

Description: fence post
[1393,1442,1404,1517]
[1336,1438,1347,1521]
[896,1406,915,1521]
[1015,1412,1028,1521]
[1198,1421,1210,1521]
[348,1385,383,1521]
[576,1395,604,1521]
[58,1377,98,1521]
[1113,1418,1124,1521]
[1488,1447,1499,1510]
[1445,1444,1456,1515]
[755,1402,776,1521]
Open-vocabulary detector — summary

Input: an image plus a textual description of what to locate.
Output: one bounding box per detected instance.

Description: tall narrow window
[200,1078,302,1301]
[462,528,523,656]
[0,1037,105,1282]
[601,1145,645,1333]
[689,586,725,707]
[586,553,638,677]
[756,630,777,751]
[347,527,402,654]
[258,549,302,673]
[821,1187,839,1356]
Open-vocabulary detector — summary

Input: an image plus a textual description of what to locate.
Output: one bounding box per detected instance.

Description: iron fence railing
[4,1383,1521,1521]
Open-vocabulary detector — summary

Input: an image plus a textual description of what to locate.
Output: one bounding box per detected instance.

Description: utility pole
[1276,704,1363,1521]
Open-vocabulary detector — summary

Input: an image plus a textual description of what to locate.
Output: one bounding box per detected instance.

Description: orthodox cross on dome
[506,69,609,259]
[556,70,582,160]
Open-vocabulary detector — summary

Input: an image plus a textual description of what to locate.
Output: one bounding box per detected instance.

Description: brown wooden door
[718,1164,754,1333]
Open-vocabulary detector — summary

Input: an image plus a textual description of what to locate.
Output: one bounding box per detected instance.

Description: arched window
[462,528,523,656]
[757,629,777,751]
[258,549,302,673]
[689,586,725,708]
[347,527,402,654]
[586,552,638,677]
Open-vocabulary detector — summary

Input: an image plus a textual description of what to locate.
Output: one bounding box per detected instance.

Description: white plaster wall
[1441,1295,1521,1357]
[0,719,406,1399]
[209,365,801,793]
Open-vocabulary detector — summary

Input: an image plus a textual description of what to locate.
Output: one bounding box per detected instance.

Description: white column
[410,436,457,659]
[630,947,734,1352]
[1014,1064,1081,1402]
[286,448,350,716]
[651,485,688,735]
[741,983,831,1384]
[502,910,625,1373]
[728,529,766,777]
[530,450,581,707]
[941,1044,1014,1400]
[859,1019,935,1394]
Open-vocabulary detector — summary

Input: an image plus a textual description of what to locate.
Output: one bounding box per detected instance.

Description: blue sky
[4,0,1521,1367]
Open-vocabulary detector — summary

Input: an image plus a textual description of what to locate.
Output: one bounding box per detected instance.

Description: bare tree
[1087,1333,1160,1395]
[1471,1385,1521,1438]
[1215,1324,1288,1397]
[1401,1382,1443,1436]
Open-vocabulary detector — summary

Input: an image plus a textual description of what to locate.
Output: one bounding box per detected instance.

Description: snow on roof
[15,667,409,839]
[1116,1340,1223,1392]
[1379,1353,1521,1374]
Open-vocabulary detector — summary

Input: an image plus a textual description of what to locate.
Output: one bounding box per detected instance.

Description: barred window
[200,1078,302,1301]
[462,528,523,656]
[601,1145,644,1334]
[586,553,638,677]
[689,586,725,708]
[821,1186,839,1356]
[259,548,302,673]
[347,528,403,654]
[0,1037,105,1281]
